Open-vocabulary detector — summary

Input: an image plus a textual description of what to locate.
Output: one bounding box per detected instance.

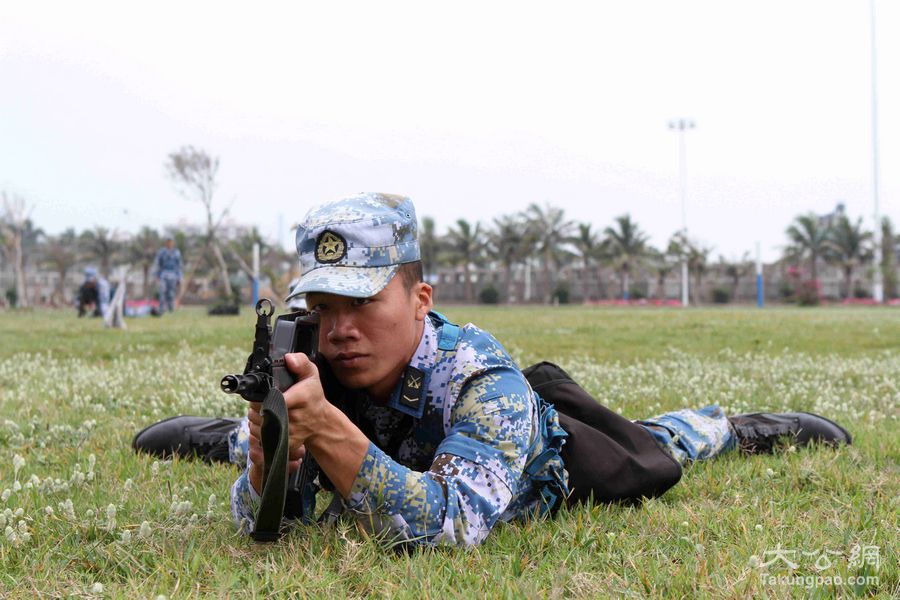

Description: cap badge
[315,230,347,264]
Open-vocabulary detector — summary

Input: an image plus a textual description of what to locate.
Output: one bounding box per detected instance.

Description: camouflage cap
[285,192,420,300]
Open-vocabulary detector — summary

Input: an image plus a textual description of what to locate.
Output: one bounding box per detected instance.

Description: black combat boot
[727,412,852,454]
[132,416,242,463]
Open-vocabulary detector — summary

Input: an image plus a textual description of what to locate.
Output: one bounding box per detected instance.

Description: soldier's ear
[413,282,433,321]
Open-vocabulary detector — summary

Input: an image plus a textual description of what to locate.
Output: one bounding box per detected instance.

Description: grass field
[0,306,897,598]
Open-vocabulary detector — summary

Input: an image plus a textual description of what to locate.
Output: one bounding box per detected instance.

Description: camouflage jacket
[153,247,182,280]
[230,312,568,546]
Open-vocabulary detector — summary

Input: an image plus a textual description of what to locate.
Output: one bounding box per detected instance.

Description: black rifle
[220,298,321,542]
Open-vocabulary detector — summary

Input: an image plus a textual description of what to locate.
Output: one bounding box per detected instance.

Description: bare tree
[165,146,233,301]
[0,192,33,308]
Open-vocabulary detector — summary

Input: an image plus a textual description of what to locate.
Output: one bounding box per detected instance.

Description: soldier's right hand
[247,401,265,493]
[246,401,306,494]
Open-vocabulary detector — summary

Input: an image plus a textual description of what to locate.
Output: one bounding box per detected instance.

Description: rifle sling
[253,386,290,542]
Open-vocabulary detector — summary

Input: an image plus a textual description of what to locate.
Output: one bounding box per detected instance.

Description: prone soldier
[133,193,852,547]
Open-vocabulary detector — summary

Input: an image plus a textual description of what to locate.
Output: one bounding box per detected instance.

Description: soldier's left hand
[283,352,331,463]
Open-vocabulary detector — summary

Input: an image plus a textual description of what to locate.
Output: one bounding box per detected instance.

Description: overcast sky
[1,1,897,262]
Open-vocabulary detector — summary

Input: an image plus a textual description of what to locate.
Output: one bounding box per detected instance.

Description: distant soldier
[286,277,307,311]
[154,238,183,312]
[77,267,110,317]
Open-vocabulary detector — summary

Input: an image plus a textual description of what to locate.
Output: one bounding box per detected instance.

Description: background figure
[77,267,110,317]
[286,277,307,311]
[154,237,182,313]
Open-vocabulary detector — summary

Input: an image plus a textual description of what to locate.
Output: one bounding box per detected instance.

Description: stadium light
[870,0,884,303]
[669,118,695,307]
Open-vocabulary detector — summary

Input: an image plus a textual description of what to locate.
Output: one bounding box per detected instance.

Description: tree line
[0,146,296,308]
[2,147,897,307]
[0,199,294,308]
[421,205,898,304]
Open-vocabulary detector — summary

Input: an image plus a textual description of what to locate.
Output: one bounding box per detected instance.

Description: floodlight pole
[669,118,695,307]
[252,242,260,306]
[756,241,764,307]
[870,0,884,303]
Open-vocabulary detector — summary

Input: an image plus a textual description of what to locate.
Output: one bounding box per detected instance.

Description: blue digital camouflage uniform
[154,245,182,312]
[230,311,569,546]
[228,311,737,546]
[228,191,736,547]
[638,405,736,464]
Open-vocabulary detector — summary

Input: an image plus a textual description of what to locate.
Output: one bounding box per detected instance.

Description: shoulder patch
[399,366,426,410]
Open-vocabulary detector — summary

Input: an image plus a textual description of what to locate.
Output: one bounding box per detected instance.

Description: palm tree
[41,229,79,306]
[603,214,649,300]
[665,232,690,302]
[826,216,872,299]
[130,226,162,300]
[487,214,530,303]
[224,226,295,301]
[445,219,483,303]
[257,240,294,301]
[420,217,438,283]
[785,213,830,284]
[525,203,574,304]
[648,247,676,301]
[882,216,898,299]
[686,241,712,304]
[720,252,752,302]
[79,226,121,278]
[572,223,600,302]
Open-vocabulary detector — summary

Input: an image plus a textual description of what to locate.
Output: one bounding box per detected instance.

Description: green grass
[0,306,897,598]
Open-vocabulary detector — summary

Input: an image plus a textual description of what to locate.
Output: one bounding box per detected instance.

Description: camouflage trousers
[636,404,736,465]
[158,275,178,312]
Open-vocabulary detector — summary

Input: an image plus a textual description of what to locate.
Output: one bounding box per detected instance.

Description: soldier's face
[307,274,433,400]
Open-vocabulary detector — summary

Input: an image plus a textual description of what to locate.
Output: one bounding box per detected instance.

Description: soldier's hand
[246,401,265,493]
[247,399,307,494]
[283,353,330,460]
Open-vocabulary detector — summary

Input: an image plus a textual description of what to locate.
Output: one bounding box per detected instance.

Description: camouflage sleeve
[230,466,260,535]
[343,366,533,547]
